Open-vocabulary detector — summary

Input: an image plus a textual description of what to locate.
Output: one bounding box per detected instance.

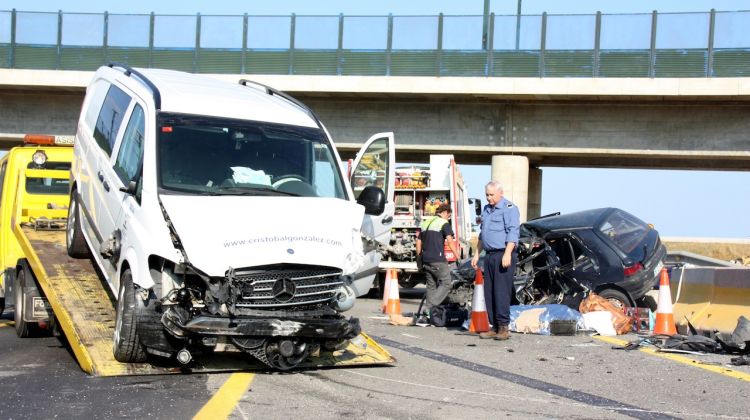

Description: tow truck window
[25,162,71,195]
[0,161,6,206]
[93,85,131,156]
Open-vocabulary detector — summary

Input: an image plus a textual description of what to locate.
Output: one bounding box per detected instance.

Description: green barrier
[672,267,750,336]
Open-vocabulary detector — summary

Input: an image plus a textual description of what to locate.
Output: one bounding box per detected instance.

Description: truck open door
[349,132,395,296]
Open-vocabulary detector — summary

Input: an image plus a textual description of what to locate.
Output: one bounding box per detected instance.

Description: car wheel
[637,295,657,312]
[14,268,39,338]
[598,288,631,310]
[0,297,4,315]
[66,189,91,258]
[113,269,147,363]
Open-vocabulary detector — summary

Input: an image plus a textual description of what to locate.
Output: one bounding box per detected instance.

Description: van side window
[94,85,131,156]
[114,104,145,192]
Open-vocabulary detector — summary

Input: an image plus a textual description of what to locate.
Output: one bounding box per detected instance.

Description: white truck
[373,155,479,288]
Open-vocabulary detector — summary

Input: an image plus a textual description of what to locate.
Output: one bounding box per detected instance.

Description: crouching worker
[416,204,459,323]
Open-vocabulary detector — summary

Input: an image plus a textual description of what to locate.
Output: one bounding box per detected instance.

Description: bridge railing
[1,9,749,77]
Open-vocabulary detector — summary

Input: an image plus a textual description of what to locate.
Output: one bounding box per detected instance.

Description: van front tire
[66,189,91,258]
[113,269,147,363]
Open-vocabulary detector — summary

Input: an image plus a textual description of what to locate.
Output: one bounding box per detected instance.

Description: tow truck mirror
[357,185,386,215]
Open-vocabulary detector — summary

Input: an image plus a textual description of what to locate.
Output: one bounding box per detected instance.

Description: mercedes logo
[272,278,296,302]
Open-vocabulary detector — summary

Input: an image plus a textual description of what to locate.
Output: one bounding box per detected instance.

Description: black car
[455,207,666,309]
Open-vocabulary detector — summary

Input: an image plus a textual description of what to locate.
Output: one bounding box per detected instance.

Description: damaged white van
[67,64,394,369]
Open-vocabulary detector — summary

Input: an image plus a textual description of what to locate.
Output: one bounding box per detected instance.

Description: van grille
[229,265,343,309]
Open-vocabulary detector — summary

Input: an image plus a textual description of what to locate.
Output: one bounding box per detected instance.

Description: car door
[348,132,395,293]
[107,101,147,293]
[557,233,600,284]
[85,84,132,276]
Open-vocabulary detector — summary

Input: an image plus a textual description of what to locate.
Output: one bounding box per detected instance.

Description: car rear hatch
[596,208,664,282]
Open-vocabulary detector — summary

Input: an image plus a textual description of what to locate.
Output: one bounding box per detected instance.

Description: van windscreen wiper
[215,186,299,197]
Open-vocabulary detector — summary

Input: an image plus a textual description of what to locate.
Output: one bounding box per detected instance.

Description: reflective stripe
[420,216,448,232]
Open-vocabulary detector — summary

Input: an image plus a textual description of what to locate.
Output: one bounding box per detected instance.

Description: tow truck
[0,135,393,376]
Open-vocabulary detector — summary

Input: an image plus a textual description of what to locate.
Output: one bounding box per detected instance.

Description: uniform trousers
[482,250,517,327]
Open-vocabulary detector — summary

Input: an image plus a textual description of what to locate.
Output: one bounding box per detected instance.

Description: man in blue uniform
[416,204,459,319]
[471,181,520,340]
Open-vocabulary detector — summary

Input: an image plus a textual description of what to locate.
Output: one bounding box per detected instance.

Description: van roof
[113,67,319,129]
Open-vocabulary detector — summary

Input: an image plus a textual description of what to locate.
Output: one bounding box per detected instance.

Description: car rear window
[598,209,648,253]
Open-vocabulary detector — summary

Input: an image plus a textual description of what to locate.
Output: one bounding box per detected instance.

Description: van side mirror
[357,185,386,215]
[469,198,482,216]
[119,180,138,196]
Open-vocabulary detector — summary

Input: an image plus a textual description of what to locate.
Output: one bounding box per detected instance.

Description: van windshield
[157,114,346,199]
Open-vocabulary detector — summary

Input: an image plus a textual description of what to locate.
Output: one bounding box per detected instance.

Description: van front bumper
[161,308,361,340]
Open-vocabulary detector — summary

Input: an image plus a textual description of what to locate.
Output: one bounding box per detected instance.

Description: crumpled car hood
[160,195,364,277]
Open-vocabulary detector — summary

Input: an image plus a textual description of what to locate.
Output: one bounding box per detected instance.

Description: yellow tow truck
[0,135,393,376]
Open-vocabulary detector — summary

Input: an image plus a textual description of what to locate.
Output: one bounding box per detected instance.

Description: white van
[68,64,394,369]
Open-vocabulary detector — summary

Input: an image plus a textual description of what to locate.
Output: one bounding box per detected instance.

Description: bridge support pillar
[528,167,543,220]
[490,155,530,222]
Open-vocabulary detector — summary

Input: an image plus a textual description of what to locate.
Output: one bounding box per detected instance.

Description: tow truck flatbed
[15,225,394,377]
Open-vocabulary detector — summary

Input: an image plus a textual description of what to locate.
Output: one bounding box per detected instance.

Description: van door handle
[382,215,393,224]
[98,171,110,192]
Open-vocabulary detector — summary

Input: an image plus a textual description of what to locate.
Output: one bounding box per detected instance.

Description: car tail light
[623,262,644,276]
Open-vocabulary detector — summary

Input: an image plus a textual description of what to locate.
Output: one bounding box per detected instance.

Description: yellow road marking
[594,335,750,382]
[193,372,255,420]
[0,321,15,328]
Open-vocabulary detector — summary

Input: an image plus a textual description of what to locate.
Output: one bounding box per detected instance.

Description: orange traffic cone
[385,269,402,315]
[653,268,677,335]
[468,269,491,334]
[381,269,393,313]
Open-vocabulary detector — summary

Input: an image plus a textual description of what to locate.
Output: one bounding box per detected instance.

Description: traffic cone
[381,269,393,313]
[385,269,402,315]
[468,269,491,334]
[653,267,677,335]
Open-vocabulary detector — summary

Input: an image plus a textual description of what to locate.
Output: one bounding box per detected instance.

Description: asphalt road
[0,289,748,419]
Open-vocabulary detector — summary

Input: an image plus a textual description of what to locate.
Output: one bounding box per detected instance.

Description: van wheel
[598,289,631,310]
[14,268,39,338]
[66,189,91,258]
[113,269,147,363]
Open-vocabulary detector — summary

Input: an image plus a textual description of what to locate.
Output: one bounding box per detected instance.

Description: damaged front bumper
[161,307,361,340]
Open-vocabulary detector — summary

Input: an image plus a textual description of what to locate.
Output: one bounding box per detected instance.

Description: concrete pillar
[528,167,543,220]
[490,155,529,221]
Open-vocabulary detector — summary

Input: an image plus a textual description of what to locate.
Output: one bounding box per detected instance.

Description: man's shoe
[494,325,510,341]
[479,329,498,339]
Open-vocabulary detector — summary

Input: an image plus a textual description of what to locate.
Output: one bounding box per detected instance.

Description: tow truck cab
[0,135,73,326]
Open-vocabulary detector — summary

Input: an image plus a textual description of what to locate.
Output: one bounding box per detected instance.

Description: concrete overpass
[2,68,750,219]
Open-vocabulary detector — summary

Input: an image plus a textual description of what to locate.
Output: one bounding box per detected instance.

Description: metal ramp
[15,226,394,376]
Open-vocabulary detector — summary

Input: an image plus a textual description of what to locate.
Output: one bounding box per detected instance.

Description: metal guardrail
[1,9,749,77]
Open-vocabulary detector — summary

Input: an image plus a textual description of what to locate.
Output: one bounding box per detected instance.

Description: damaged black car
[454,207,667,309]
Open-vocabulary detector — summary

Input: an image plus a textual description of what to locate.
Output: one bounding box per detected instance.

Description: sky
[2,0,749,238]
